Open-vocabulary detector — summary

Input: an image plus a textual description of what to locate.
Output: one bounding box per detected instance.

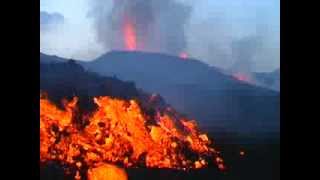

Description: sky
[40,0,280,72]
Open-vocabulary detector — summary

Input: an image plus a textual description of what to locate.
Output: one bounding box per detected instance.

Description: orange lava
[40,94,225,179]
[123,18,137,51]
[87,163,128,180]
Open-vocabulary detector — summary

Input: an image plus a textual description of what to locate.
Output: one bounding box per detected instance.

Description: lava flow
[40,94,225,179]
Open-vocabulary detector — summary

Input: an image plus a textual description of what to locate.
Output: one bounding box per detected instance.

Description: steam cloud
[86,0,279,73]
[89,0,192,55]
[40,11,65,32]
[186,16,279,73]
[230,35,262,81]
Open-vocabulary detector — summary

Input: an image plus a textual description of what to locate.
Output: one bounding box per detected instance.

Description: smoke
[233,34,277,84]
[85,0,279,72]
[230,35,262,81]
[185,9,279,73]
[186,17,234,69]
[40,11,65,32]
[40,12,104,61]
[89,0,192,55]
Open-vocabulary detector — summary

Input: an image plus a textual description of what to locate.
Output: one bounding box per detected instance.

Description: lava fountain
[123,17,137,51]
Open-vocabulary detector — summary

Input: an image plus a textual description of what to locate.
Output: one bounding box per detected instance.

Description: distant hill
[40,53,67,64]
[40,60,171,118]
[40,60,144,112]
[41,51,280,135]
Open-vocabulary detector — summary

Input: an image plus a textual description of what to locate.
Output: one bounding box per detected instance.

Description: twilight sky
[40,0,279,72]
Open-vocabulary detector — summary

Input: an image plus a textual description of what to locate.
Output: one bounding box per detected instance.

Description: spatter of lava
[40,94,225,179]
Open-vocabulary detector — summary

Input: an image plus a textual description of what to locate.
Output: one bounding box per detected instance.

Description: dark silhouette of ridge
[41,51,279,135]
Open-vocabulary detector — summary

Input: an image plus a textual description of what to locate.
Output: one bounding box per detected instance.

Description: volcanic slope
[41,51,280,136]
[254,68,280,91]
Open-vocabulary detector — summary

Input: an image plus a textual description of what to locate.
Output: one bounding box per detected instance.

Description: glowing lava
[87,163,128,180]
[233,73,251,83]
[123,18,137,51]
[179,52,188,59]
[40,94,225,179]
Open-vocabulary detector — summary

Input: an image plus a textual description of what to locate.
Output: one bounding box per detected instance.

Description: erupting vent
[179,52,188,59]
[233,73,252,83]
[40,93,225,179]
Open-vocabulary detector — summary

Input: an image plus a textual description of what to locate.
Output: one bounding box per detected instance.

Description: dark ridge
[40,60,140,112]
[41,51,279,135]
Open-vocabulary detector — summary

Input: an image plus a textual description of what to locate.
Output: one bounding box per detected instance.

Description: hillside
[40,53,67,63]
[254,68,280,91]
[41,51,280,135]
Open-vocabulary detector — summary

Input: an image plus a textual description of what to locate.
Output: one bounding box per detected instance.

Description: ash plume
[230,35,262,82]
[89,0,192,55]
[40,11,65,32]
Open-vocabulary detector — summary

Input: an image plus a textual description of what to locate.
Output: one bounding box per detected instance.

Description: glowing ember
[87,163,128,180]
[179,52,188,59]
[123,18,137,51]
[40,94,225,179]
[240,150,245,156]
[233,73,251,83]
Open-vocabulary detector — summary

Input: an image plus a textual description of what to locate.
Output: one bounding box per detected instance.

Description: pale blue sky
[40,0,280,71]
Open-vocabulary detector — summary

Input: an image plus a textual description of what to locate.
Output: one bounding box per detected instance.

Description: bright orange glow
[40,94,225,178]
[87,163,128,180]
[123,18,137,51]
[179,52,188,59]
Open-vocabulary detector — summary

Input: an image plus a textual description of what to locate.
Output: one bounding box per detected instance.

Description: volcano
[40,53,279,180]
[74,51,280,136]
[41,51,280,136]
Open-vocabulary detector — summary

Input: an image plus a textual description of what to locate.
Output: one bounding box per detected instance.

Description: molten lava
[179,52,188,59]
[40,94,225,179]
[87,163,128,180]
[123,18,137,51]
